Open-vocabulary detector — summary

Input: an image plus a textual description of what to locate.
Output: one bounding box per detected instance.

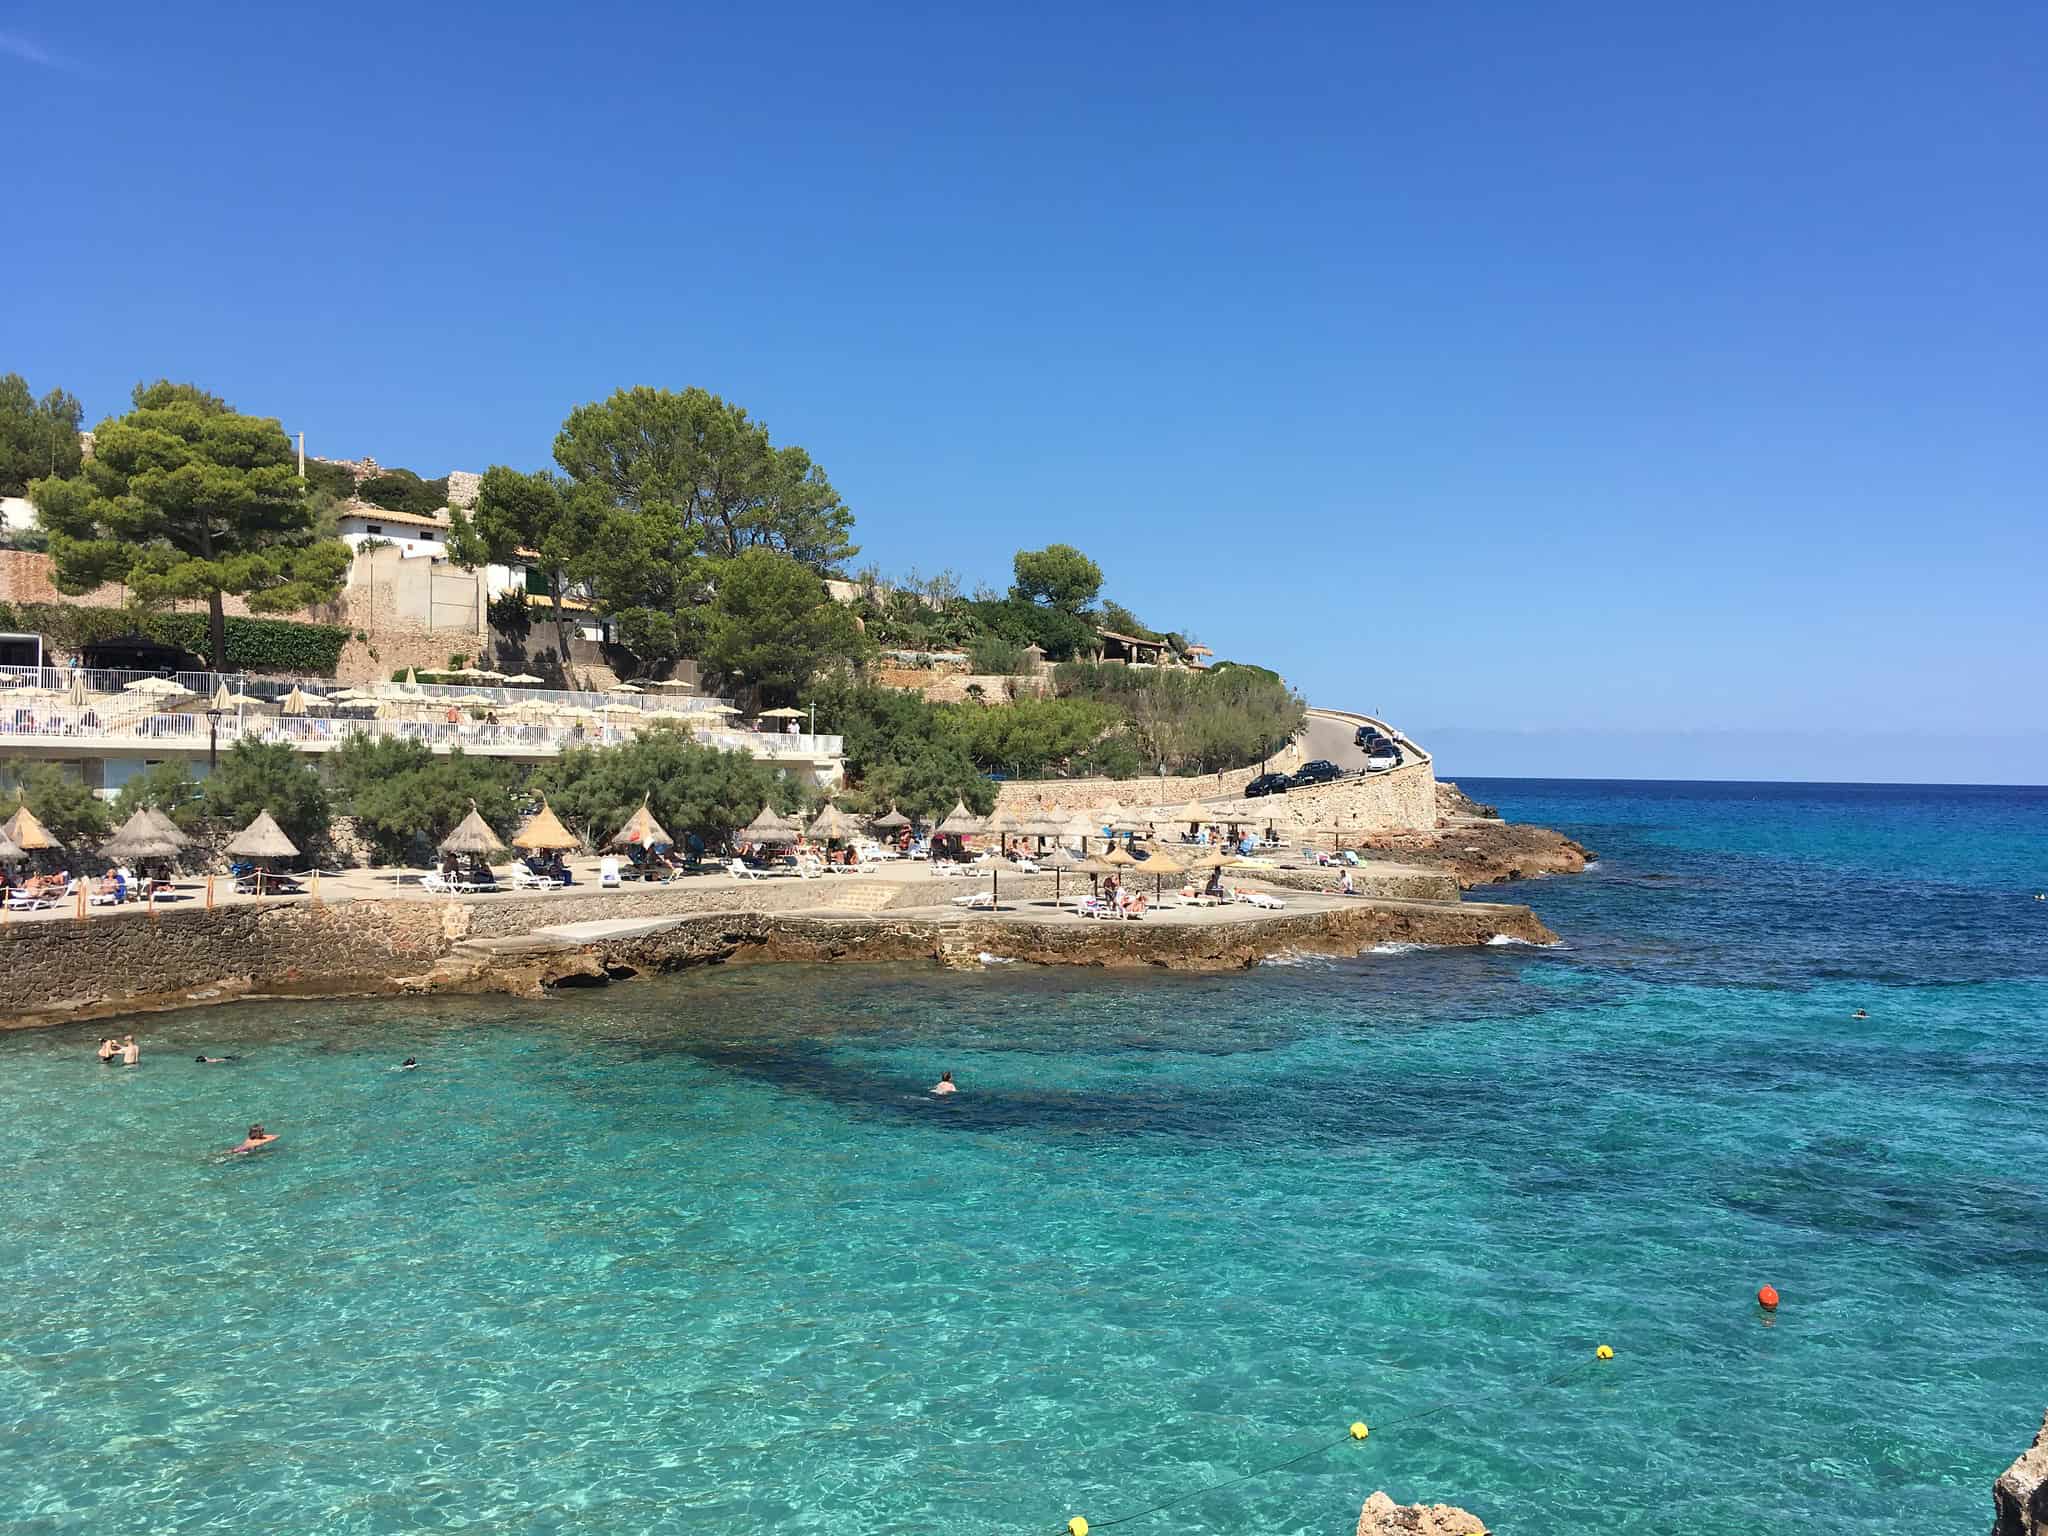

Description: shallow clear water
[3,779,2044,1534]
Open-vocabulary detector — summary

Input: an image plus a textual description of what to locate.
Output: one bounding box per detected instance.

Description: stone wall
[0,898,449,1022]
[992,746,1308,816]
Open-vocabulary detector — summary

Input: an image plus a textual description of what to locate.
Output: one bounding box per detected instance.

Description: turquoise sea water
[3,779,2045,1535]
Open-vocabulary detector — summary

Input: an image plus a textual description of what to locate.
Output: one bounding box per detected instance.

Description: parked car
[1354,724,1391,752]
[1364,749,1401,772]
[1288,759,1343,789]
[1244,772,1292,798]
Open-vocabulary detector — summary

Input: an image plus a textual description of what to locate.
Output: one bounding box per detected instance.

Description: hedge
[0,602,351,674]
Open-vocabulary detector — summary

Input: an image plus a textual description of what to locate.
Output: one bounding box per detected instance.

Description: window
[365,524,383,535]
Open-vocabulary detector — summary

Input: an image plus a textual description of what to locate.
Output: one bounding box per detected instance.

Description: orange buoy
[1757,1285,1780,1310]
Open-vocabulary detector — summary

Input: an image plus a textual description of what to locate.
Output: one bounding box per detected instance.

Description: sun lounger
[420,872,480,896]
[511,868,565,891]
[5,891,55,911]
[728,858,773,880]
[951,890,994,910]
[1236,890,1286,910]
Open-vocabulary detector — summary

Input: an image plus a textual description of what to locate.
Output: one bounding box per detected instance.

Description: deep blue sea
[2,779,2044,1535]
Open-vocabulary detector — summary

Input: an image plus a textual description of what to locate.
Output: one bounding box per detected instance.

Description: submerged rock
[1355,1490,1489,1535]
[1994,1409,2048,1536]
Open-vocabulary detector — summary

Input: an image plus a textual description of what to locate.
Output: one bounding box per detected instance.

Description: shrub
[0,763,112,848]
[302,460,360,502]
[202,739,331,859]
[356,469,447,515]
[329,736,524,864]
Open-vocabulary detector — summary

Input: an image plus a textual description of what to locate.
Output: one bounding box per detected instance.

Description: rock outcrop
[1355,1490,1489,1535]
[1353,816,1591,889]
[1995,1409,2048,1536]
[1436,781,1501,820]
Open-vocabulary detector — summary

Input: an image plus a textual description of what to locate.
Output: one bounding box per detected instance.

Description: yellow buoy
[1596,1344,1614,1361]
[1350,1421,1370,1440]
[1069,1518,1089,1536]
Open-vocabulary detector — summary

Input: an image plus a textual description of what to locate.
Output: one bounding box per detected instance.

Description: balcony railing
[0,707,843,763]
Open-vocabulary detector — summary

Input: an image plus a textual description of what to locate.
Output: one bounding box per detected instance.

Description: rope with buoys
[1048,1344,1617,1535]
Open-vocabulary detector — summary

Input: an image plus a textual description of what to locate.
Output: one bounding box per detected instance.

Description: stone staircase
[821,880,900,914]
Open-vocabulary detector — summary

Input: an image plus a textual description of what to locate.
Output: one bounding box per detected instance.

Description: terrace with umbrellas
[0,665,847,786]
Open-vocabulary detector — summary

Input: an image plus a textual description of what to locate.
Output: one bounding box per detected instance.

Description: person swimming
[120,1035,140,1067]
[194,1055,236,1065]
[931,1071,958,1096]
[1853,1009,1868,1019]
[398,1058,419,1071]
[229,1124,279,1154]
[97,1038,119,1064]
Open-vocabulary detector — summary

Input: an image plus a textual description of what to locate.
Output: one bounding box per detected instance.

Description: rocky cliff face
[1355,1490,1488,1535]
[1995,1409,2048,1536]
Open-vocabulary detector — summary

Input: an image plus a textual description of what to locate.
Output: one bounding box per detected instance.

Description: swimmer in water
[97,1038,119,1064]
[931,1071,957,1096]
[229,1124,279,1154]
[398,1058,418,1071]
[195,1055,236,1065]
[1853,1009,1868,1020]
[120,1035,140,1067]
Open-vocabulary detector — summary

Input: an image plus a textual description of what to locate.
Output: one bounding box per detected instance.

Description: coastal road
[1298,707,1422,773]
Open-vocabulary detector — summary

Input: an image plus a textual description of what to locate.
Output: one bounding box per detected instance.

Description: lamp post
[205,706,223,770]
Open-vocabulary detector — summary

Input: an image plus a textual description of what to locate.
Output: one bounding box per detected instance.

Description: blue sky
[6,2,2043,782]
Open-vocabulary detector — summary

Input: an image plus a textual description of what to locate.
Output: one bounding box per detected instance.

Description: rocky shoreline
[1321,782,1595,890]
[0,883,1560,1030]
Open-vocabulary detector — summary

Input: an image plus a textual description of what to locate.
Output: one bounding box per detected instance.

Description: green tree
[801,680,998,817]
[31,381,350,666]
[553,385,858,571]
[111,762,205,833]
[538,729,806,849]
[448,466,596,675]
[329,736,522,863]
[1,764,111,848]
[202,738,330,858]
[701,549,868,705]
[0,374,84,496]
[1011,544,1103,612]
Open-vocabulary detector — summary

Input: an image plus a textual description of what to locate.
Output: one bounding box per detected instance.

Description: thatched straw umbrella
[610,795,673,850]
[935,799,983,837]
[438,803,507,867]
[3,803,61,854]
[513,797,580,855]
[808,802,857,845]
[1171,798,1211,837]
[1136,846,1191,899]
[104,809,185,864]
[141,807,193,849]
[225,810,300,893]
[0,827,23,865]
[981,801,1028,857]
[739,803,799,846]
[871,805,910,832]
[1064,807,1100,855]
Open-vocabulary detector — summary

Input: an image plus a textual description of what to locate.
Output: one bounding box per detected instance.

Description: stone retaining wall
[0,898,449,1022]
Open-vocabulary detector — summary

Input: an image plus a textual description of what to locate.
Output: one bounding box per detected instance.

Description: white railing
[0,706,842,763]
[0,664,739,723]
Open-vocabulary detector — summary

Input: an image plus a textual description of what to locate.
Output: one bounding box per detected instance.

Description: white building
[333,505,453,562]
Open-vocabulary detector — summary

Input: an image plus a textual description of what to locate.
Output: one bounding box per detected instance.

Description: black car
[1354,725,1393,752]
[1288,759,1343,788]
[1244,772,1292,798]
